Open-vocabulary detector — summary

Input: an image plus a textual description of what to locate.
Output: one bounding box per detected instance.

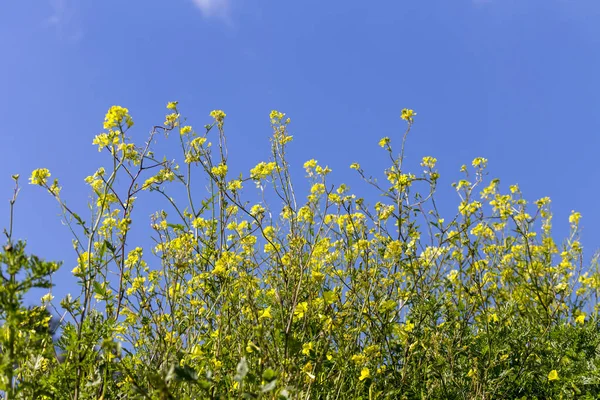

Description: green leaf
[171,365,198,382]
[167,223,186,232]
[92,281,106,297]
[262,368,277,382]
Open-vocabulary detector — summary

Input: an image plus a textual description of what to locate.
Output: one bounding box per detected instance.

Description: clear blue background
[1,0,598,303]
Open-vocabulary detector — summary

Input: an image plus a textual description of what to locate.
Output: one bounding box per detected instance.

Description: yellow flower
[311,183,325,195]
[294,302,309,320]
[302,342,314,355]
[29,168,51,185]
[421,156,437,169]
[258,306,272,320]
[472,157,488,168]
[575,313,586,324]
[250,162,276,181]
[400,108,416,122]
[210,109,226,122]
[104,105,133,130]
[227,179,242,192]
[315,165,331,175]
[548,369,559,381]
[250,204,265,218]
[40,293,54,303]
[164,112,179,127]
[351,354,366,364]
[378,137,390,148]
[569,211,582,225]
[303,159,318,171]
[302,361,315,380]
[359,368,371,381]
[269,110,285,123]
[211,164,228,178]
[166,101,178,110]
[190,136,207,150]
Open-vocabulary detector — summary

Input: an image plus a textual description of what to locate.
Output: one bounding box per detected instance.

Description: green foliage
[1,104,599,399]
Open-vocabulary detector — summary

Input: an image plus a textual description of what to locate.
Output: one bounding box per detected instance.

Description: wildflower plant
[0,103,598,399]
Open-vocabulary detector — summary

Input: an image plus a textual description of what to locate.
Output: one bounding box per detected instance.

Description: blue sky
[1,0,599,302]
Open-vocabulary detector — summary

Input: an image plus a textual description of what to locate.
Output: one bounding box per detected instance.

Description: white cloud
[191,0,230,18]
[45,0,83,42]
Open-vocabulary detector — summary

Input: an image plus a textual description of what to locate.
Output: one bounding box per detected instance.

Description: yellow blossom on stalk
[480,179,499,199]
[227,179,242,192]
[351,354,366,364]
[456,180,470,191]
[421,156,437,169]
[250,162,277,181]
[401,108,416,122]
[569,211,581,225]
[190,137,207,150]
[459,200,482,216]
[315,165,331,175]
[470,223,494,240]
[472,157,488,168]
[302,362,315,380]
[180,125,192,135]
[447,269,459,284]
[74,251,93,275]
[269,110,285,123]
[92,133,116,152]
[29,168,51,186]
[403,320,415,333]
[379,137,390,148]
[125,247,144,268]
[41,293,54,303]
[258,306,272,320]
[327,193,341,204]
[535,196,551,207]
[350,162,361,170]
[302,342,314,355]
[311,183,325,195]
[359,368,371,381]
[297,206,313,222]
[104,105,133,130]
[166,101,178,110]
[294,302,309,320]
[548,369,559,381]
[375,203,395,220]
[47,178,61,195]
[250,204,265,218]
[303,159,317,172]
[211,163,228,178]
[164,112,179,127]
[210,109,226,123]
[575,312,586,324]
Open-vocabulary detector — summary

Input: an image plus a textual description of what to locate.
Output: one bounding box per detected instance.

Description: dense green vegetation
[1,104,599,399]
